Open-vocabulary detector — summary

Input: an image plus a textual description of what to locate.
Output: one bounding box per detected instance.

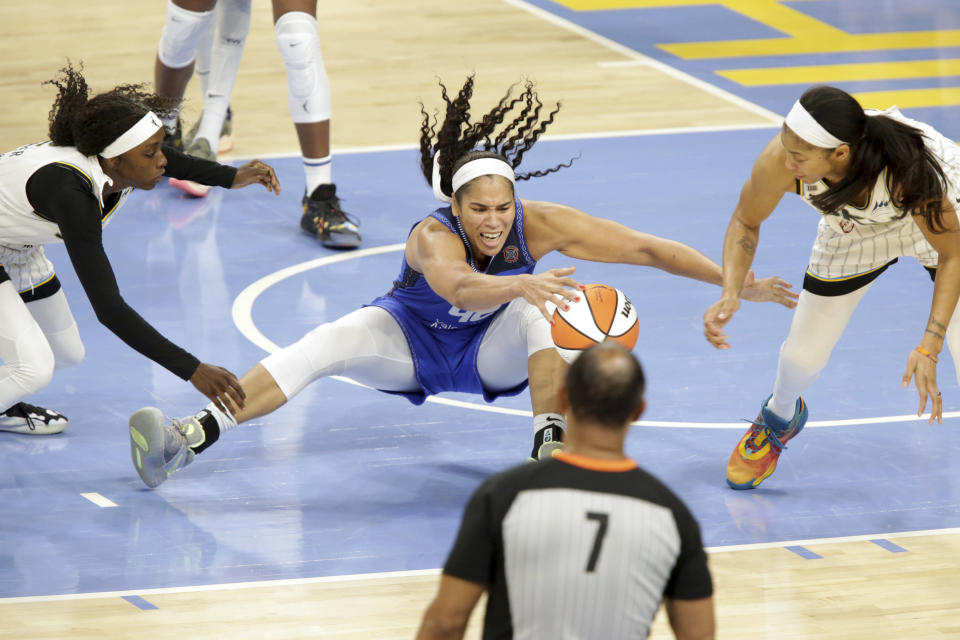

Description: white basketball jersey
[0,141,131,248]
[798,107,960,239]
[800,107,959,279]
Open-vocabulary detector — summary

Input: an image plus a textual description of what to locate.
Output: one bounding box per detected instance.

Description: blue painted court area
[1,128,959,598]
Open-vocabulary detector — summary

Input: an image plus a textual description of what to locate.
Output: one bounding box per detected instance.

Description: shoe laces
[3,402,51,430]
[313,196,360,229]
[741,417,787,455]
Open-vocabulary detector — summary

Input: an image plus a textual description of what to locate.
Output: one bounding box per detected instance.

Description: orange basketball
[551,284,638,363]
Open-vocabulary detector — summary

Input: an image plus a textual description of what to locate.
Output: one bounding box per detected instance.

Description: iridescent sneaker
[184,106,234,153]
[0,402,68,435]
[170,137,215,197]
[726,395,807,490]
[129,407,203,488]
[301,184,362,249]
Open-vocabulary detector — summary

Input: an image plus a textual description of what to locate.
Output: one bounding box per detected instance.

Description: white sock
[202,402,238,433]
[534,412,566,434]
[303,155,332,194]
[194,98,230,150]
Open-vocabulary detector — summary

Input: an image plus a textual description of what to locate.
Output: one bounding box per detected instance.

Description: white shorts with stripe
[0,243,56,296]
[806,214,937,282]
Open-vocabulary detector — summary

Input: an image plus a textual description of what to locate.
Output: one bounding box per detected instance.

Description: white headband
[784,100,847,149]
[432,153,516,203]
[99,111,163,158]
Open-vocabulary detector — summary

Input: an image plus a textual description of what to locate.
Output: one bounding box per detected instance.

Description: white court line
[79,493,117,508]
[231,244,954,429]
[226,121,780,162]
[4,526,957,604]
[502,0,783,124]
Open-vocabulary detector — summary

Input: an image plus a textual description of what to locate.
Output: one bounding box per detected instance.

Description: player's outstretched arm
[705,135,796,349]
[408,218,582,322]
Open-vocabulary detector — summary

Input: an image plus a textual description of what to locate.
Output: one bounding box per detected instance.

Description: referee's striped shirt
[442,451,712,639]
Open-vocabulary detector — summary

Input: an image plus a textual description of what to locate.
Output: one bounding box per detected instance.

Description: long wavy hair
[44,62,177,156]
[798,85,949,232]
[418,76,575,201]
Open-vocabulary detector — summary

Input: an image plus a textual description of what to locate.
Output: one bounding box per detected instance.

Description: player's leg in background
[171,0,251,197]
[272,0,361,249]
[477,299,567,460]
[155,0,219,149]
[186,0,251,160]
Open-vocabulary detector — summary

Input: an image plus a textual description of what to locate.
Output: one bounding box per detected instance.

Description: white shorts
[0,244,57,297]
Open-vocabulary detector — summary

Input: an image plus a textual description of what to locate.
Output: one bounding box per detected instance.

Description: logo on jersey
[503,245,519,263]
[839,219,855,233]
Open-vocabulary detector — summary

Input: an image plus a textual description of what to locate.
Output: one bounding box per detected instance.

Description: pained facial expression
[452,175,516,263]
[780,124,849,184]
[105,128,167,190]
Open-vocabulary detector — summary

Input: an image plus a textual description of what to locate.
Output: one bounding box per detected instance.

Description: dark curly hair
[418,76,576,201]
[44,62,178,157]
[795,85,950,233]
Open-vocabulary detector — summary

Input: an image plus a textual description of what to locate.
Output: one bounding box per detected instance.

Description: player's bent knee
[157,0,216,69]
[4,325,56,395]
[274,11,330,123]
[51,336,85,370]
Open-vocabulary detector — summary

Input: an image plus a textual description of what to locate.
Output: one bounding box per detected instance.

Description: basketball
[551,284,638,363]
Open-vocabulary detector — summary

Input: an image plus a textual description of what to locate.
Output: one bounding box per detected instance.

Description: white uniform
[802,107,960,281]
[0,142,130,291]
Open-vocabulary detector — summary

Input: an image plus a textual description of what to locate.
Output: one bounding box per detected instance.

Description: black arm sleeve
[162,146,237,188]
[663,499,713,600]
[26,164,201,380]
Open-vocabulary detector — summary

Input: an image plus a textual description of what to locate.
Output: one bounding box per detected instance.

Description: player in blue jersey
[128,76,798,488]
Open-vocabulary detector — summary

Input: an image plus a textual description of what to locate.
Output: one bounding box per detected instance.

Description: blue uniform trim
[368,198,536,404]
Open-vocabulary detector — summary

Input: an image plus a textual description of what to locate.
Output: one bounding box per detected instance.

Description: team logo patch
[503,245,519,263]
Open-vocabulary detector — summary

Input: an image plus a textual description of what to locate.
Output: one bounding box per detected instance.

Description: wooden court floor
[1,1,958,638]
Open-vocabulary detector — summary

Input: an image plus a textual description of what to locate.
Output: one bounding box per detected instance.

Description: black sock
[190,410,221,454]
[530,423,565,459]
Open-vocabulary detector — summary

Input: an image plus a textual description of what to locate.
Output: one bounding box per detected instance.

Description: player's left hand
[740,272,799,309]
[232,160,281,194]
[902,348,942,424]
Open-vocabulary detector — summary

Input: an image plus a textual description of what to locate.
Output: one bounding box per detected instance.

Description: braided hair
[797,85,950,233]
[418,76,575,201]
[45,62,177,157]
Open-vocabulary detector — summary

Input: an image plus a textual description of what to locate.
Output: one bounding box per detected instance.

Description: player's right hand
[518,267,584,323]
[190,363,246,413]
[704,296,740,350]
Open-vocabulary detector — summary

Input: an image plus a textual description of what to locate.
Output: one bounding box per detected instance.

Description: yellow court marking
[554,0,960,59]
[852,87,960,109]
[719,59,960,86]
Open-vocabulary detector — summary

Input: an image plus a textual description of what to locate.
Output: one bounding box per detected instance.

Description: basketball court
[1,1,958,637]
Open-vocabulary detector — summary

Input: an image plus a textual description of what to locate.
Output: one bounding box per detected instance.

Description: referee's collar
[553,451,637,472]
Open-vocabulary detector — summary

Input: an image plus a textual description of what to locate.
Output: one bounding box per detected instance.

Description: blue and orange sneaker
[726,395,808,490]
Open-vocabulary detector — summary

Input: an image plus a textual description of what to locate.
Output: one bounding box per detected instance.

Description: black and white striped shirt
[443,452,712,639]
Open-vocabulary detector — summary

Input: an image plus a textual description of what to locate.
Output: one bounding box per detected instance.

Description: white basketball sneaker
[129,407,202,488]
[0,402,68,435]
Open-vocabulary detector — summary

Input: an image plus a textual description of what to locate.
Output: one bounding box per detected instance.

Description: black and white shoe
[0,402,69,435]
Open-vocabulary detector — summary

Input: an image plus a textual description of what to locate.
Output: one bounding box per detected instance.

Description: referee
[416,342,715,640]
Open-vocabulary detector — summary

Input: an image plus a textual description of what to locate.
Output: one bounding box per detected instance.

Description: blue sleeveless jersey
[369,198,537,404]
